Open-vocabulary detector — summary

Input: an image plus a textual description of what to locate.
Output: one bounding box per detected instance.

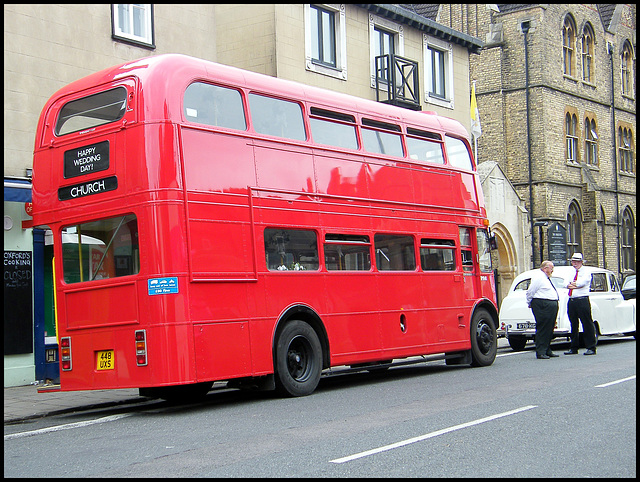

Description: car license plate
[96,350,115,370]
[517,322,536,330]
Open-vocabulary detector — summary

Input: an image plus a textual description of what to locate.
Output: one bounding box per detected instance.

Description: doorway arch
[491,222,518,307]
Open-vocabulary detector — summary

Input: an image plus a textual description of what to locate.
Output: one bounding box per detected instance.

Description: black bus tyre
[274,320,322,397]
[507,335,527,351]
[470,308,497,367]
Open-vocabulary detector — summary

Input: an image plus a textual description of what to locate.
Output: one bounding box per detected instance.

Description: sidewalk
[4,384,145,424]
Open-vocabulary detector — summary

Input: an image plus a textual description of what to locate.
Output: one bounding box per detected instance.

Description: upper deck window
[445,136,474,170]
[406,129,444,164]
[361,118,404,158]
[184,82,246,131]
[249,94,306,141]
[309,108,358,150]
[55,87,127,136]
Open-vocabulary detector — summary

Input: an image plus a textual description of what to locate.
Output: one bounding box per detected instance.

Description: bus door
[459,227,479,303]
[459,226,495,304]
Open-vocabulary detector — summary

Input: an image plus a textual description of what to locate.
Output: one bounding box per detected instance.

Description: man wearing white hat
[563,253,597,355]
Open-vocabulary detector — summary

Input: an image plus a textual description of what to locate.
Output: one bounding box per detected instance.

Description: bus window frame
[324,234,372,272]
[183,81,248,132]
[49,80,137,141]
[248,92,307,142]
[59,212,140,285]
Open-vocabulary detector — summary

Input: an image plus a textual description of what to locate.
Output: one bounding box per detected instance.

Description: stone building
[442,4,636,278]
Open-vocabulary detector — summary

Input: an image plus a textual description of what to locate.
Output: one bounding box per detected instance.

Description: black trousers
[531,298,558,356]
[567,297,597,351]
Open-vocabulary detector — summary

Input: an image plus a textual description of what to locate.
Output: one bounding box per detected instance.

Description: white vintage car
[498,266,637,351]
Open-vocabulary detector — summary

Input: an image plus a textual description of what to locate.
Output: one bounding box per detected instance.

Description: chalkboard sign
[4,251,33,355]
[548,223,568,267]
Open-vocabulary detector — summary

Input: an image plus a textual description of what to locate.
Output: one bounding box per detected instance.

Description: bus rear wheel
[470,308,497,367]
[274,320,322,397]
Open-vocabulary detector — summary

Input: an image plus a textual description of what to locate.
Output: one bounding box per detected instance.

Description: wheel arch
[474,298,499,329]
[273,304,330,369]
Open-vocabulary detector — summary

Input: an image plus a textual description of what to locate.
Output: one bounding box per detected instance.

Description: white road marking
[496,350,530,357]
[330,405,537,464]
[4,413,132,441]
[594,375,636,388]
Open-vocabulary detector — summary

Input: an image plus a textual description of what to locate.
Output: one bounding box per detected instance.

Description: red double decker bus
[30,54,497,398]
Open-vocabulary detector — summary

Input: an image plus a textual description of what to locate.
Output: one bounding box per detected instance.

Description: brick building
[449,4,635,278]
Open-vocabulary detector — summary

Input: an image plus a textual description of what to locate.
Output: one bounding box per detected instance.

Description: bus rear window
[55,87,127,136]
[61,214,139,283]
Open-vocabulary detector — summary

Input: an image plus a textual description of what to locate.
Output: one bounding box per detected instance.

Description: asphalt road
[4,336,636,477]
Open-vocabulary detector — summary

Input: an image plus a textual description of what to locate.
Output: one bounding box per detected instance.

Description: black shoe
[536,354,550,359]
[564,350,578,355]
[546,352,559,357]
[584,349,596,356]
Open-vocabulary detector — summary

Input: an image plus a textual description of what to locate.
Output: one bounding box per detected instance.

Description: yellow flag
[470,83,481,138]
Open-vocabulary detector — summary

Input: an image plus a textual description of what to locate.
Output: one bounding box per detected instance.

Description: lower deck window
[374,234,415,271]
[62,214,139,283]
[264,229,319,271]
[324,234,371,271]
[420,239,456,271]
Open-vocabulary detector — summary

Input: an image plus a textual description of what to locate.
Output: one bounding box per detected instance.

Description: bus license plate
[96,350,115,370]
[517,322,536,330]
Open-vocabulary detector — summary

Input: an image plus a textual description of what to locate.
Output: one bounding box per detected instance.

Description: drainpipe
[522,21,535,268]
[608,42,621,276]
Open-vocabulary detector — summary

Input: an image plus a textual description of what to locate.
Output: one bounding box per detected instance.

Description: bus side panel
[457,172,480,212]
[320,273,384,364]
[65,282,138,329]
[193,321,252,380]
[187,192,254,279]
[181,129,257,280]
[421,272,471,348]
[254,143,316,195]
[180,129,255,194]
[375,272,421,351]
[412,167,455,209]
[367,160,415,205]
[314,152,369,199]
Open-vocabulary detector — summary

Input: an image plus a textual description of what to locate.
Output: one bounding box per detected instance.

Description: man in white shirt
[526,260,560,359]
[563,253,597,355]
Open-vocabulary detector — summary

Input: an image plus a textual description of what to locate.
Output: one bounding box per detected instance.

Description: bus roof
[38,54,470,147]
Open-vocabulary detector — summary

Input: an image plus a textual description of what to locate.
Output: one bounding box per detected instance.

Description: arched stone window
[581,23,594,83]
[562,15,576,77]
[621,207,635,273]
[567,201,582,255]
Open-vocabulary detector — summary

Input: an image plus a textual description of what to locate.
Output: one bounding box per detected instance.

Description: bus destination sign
[58,176,118,201]
[64,141,109,178]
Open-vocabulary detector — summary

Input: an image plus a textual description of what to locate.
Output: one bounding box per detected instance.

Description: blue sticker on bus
[148,277,179,295]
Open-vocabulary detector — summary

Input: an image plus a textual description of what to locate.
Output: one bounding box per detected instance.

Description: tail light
[135,330,147,366]
[60,337,72,371]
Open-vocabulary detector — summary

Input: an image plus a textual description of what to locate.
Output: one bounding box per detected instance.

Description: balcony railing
[375,54,421,111]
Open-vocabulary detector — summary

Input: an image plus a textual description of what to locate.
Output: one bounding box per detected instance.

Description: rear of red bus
[30,58,199,393]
